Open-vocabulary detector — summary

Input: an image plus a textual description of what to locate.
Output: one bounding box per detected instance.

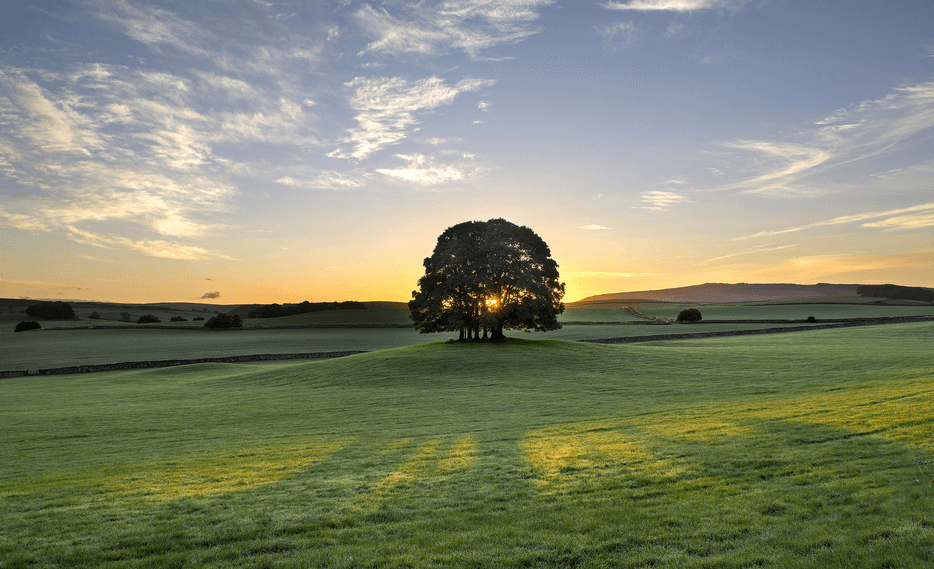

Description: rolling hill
[574,283,860,304]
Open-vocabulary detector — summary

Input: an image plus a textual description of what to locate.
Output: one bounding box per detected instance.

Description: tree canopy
[409,218,565,342]
[856,284,934,303]
[25,301,75,320]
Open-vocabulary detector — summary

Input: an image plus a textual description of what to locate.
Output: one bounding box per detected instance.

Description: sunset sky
[1,0,932,304]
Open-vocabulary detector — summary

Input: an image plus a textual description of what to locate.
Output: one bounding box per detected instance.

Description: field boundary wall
[0,351,366,378]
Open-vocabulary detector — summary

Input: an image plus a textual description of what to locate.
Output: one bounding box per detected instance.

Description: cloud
[602,0,747,11]
[200,291,221,299]
[637,190,689,210]
[205,277,215,281]
[665,22,685,36]
[598,21,637,49]
[580,224,611,230]
[862,211,934,230]
[330,76,494,160]
[354,0,555,59]
[376,153,481,186]
[736,202,934,240]
[704,244,799,264]
[275,169,370,190]
[713,81,934,197]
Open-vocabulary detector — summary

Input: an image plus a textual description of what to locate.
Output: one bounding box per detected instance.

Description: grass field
[2,322,933,567]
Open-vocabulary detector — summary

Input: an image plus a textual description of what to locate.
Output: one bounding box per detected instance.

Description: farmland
[1,298,933,567]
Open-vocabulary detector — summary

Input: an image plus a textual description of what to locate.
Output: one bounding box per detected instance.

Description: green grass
[0,327,456,371]
[2,323,933,567]
[637,302,934,321]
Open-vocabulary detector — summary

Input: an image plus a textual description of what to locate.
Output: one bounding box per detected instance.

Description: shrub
[137,314,161,324]
[25,301,75,320]
[14,321,42,333]
[807,316,816,322]
[204,313,243,329]
[120,312,132,321]
[677,308,702,323]
[88,311,101,319]
[193,316,205,321]
[170,316,188,322]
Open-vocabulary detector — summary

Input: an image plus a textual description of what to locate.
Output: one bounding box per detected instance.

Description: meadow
[2,321,933,568]
[5,298,932,373]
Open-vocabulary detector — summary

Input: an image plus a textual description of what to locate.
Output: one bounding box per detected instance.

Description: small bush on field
[677,308,702,323]
[89,311,101,319]
[170,316,188,322]
[120,312,132,321]
[14,321,41,333]
[807,316,816,322]
[193,316,205,321]
[137,314,161,324]
[204,313,242,329]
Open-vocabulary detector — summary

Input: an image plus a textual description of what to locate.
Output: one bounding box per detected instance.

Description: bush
[137,314,161,324]
[193,316,205,321]
[88,311,101,319]
[807,316,816,322]
[204,313,243,329]
[677,308,702,323]
[14,321,42,333]
[170,316,188,322]
[120,312,132,321]
[25,301,75,320]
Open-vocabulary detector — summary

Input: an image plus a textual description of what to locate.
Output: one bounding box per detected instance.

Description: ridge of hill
[574,283,860,305]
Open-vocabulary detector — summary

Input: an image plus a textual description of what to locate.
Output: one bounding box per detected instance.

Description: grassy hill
[2,323,933,567]
[575,283,861,304]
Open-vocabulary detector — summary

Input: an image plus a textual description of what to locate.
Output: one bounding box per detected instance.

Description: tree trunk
[490,324,506,343]
[482,327,488,340]
[459,328,465,341]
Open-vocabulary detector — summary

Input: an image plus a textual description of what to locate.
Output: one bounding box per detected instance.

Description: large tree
[409,219,565,342]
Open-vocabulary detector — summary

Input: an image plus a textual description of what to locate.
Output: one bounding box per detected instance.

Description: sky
[1,0,932,304]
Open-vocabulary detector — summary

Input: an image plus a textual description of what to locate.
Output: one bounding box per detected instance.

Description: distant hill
[574,283,860,305]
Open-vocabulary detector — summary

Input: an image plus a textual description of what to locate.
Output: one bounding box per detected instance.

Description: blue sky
[1,0,932,303]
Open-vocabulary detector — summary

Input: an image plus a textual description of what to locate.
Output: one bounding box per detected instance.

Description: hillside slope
[576,283,859,304]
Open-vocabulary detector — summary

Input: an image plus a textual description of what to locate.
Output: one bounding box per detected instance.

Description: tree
[25,301,75,320]
[409,218,565,342]
[88,311,101,319]
[204,313,243,329]
[856,284,934,303]
[137,314,161,324]
[677,308,702,323]
[15,321,41,332]
[170,316,188,322]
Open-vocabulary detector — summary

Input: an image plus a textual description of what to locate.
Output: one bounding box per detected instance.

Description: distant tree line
[248,301,366,319]
[25,302,75,320]
[856,284,934,303]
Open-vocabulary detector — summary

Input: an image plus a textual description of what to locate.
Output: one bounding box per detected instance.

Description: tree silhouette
[410,219,565,342]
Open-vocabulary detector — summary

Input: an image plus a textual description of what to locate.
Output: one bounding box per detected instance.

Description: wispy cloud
[602,0,748,11]
[714,81,934,198]
[736,202,934,240]
[200,291,221,299]
[353,0,555,59]
[598,21,637,49]
[376,153,481,186]
[275,169,370,191]
[637,190,689,210]
[580,224,611,230]
[704,244,798,264]
[329,76,494,160]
